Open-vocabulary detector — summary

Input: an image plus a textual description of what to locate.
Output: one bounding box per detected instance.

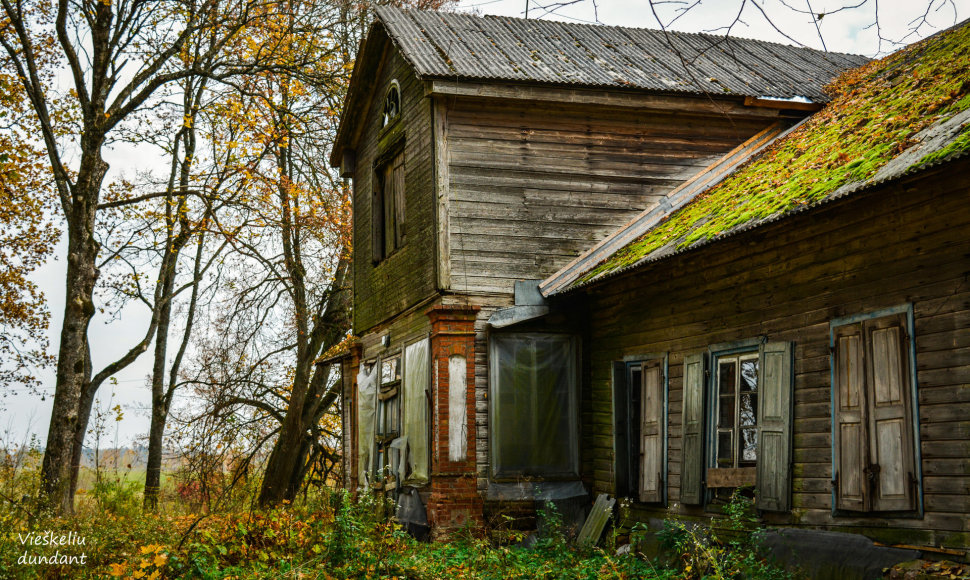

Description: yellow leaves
[183,114,193,129]
[108,562,126,576]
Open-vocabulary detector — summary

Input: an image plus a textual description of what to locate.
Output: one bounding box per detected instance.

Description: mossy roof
[545,19,970,295]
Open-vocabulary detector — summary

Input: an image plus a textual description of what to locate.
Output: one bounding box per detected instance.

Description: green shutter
[612,361,631,497]
[865,313,917,512]
[639,361,664,503]
[834,322,868,511]
[756,341,793,511]
[681,352,706,505]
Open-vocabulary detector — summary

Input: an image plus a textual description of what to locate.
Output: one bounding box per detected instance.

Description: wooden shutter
[865,314,917,511]
[833,322,868,511]
[639,361,664,503]
[392,152,406,248]
[371,181,384,262]
[382,162,396,256]
[756,341,793,511]
[681,352,706,505]
[612,361,632,497]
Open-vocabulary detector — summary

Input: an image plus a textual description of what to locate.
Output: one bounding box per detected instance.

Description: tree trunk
[144,293,173,511]
[41,156,106,515]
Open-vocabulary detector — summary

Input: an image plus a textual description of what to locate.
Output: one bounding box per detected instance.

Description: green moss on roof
[580,21,970,285]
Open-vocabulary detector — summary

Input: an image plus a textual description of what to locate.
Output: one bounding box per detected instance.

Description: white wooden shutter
[681,352,706,505]
[756,341,793,511]
[639,361,664,503]
[865,314,917,511]
[833,323,868,511]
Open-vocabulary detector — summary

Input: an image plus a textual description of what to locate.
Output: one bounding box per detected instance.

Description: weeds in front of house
[1,442,790,580]
[655,490,794,580]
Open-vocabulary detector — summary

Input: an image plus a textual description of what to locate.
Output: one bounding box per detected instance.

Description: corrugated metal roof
[376,6,869,100]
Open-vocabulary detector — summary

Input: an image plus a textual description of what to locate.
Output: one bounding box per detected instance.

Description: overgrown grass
[0,451,794,579]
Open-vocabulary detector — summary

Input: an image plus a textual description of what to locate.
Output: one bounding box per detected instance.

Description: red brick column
[426,305,483,536]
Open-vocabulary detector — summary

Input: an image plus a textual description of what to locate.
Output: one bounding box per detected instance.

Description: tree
[0,0,324,514]
[0,70,58,400]
[518,0,962,55]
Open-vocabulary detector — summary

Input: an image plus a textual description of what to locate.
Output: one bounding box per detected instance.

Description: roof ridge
[382,5,868,59]
[374,5,869,99]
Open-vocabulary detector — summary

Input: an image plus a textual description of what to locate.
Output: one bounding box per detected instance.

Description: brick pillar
[426,305,483,536]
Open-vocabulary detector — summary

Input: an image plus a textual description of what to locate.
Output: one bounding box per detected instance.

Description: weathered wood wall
[352,46,437,334]
[442,95,779,295]
[581,160,970,547]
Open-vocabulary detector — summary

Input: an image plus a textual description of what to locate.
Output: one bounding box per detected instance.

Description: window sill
[707,467,756,488]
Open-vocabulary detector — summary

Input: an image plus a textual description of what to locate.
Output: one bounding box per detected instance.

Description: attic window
[382,81,401,128]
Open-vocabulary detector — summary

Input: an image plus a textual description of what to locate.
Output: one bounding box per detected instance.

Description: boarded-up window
[490,334,579,479]
[833,311,918,512]
[613,359,666,503]
[372,149,405,262]
[448,355,468,462]
[402,339,430,485]
[356,364,379,487]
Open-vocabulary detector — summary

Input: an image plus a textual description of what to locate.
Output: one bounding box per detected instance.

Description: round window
[382,81,401,128]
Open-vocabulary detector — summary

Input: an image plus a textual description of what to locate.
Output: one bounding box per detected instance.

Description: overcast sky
[4,0,965,449]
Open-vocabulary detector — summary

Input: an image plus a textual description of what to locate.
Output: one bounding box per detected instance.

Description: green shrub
[657,490,794,580]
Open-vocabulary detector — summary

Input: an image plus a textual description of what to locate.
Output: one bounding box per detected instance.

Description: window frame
[381,80,401,129]
[375,353,402,483]
[680,338,793,511]
[613,353,668,505]
[488,332,581,481]
[705,339,762,491]
[829,304,923,517]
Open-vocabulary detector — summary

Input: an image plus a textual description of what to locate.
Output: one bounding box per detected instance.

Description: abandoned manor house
[321,6,970,574]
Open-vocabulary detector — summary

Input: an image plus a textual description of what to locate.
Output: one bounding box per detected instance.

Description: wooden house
[540,19,970,570]
[328,5,867,534]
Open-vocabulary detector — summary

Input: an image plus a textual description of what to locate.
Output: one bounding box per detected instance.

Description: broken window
[715,352,759,469]
[381,81,401,128]
[490,333,579,479]
[832,308,919,513]
[376,355,401,482]
[680,342,793,511]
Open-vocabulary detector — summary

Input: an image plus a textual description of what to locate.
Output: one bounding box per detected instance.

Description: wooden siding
[443,96,781,296]
[583,161,970,547]
[352,46,437,333]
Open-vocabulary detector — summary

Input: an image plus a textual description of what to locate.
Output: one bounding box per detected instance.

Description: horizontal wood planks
[444,95,778,295]
[353,48,438,333]
[581,161,970,545]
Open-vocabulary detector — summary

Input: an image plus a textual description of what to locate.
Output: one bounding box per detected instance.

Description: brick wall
[426,305,484,535]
